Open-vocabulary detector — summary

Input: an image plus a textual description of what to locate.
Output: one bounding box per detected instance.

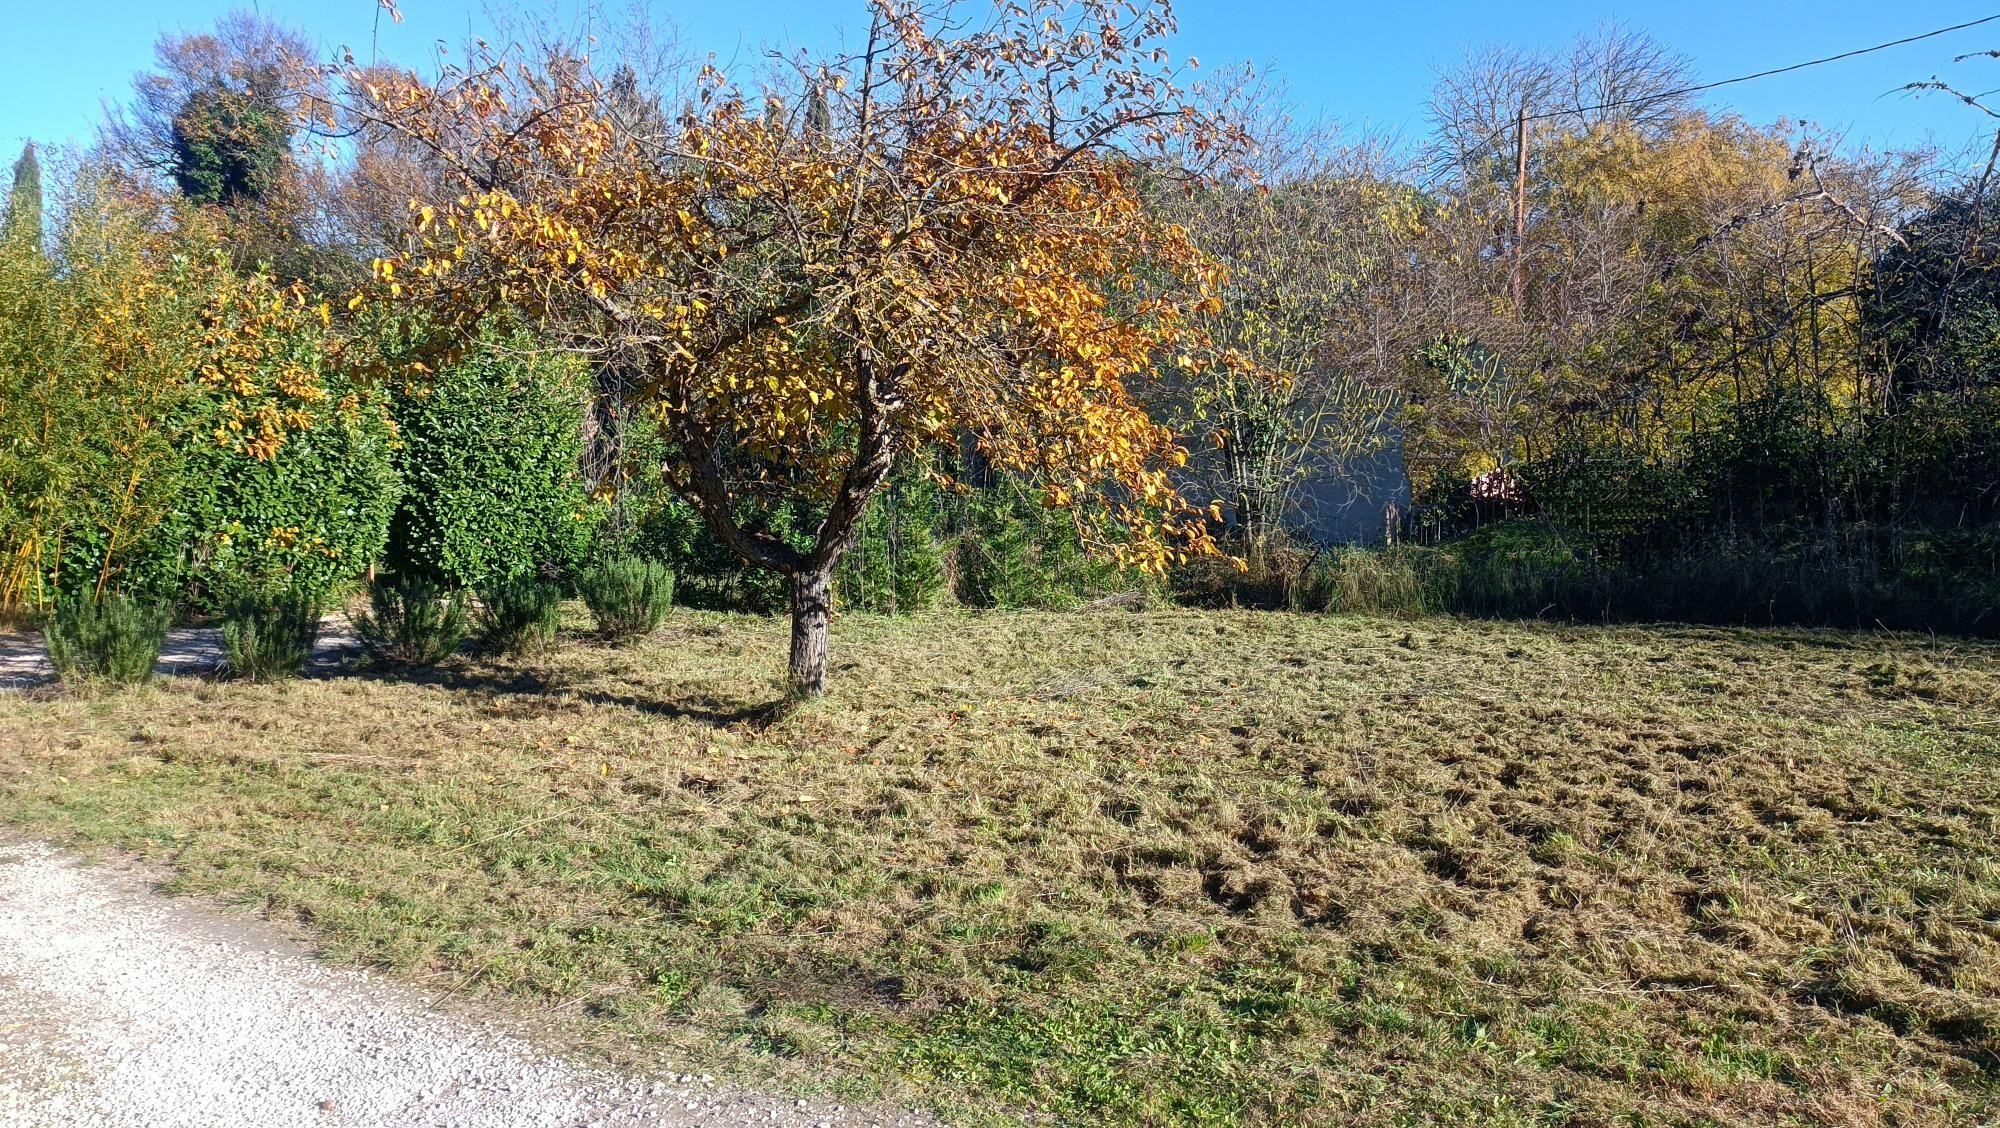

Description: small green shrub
[477,574,564,656]
[355,578,468,666]
[44,594,170,687]
[578,556,674,642]
[222,592,320,681]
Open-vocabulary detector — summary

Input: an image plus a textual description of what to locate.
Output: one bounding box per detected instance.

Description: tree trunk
[787,568,834,697]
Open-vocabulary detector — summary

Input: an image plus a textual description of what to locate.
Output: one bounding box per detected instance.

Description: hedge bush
[160,279,401,614]
[385,326,599,589]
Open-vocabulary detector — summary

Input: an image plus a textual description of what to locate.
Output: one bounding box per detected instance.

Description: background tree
[3,143,42,253]
[105,13,355,287]
[169,82,293,207]
[1163,129,1420,552]
[361,0,1254,694]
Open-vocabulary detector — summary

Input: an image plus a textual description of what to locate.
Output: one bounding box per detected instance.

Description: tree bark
[787,568,834,697]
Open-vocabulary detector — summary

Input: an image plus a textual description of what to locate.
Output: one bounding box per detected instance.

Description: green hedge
[385,326,599,588]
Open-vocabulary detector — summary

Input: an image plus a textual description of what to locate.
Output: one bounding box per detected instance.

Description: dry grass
[2,608,1998,1126]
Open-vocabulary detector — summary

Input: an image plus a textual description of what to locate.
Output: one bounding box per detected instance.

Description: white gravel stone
[0,840,937,1128]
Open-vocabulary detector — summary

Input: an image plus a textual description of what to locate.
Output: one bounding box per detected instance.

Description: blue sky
[5,1,1999,160]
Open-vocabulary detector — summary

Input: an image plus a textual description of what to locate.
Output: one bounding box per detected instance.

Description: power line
[1431,11,2000,182]
[1524,11,2000,124]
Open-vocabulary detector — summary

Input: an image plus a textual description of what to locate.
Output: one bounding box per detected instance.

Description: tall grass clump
[1290,546,1460,616]
[477,574,564,655]
[44,594,170,688]
[578,556,673,642]
[222,591,321,681]
[355,577,468,666]
[1450,521,1603,619]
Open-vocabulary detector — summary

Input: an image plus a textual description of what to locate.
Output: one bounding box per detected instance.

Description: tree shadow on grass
[333,658,795,730]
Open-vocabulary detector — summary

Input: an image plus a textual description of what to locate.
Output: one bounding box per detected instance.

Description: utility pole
[1511,101,1529,314]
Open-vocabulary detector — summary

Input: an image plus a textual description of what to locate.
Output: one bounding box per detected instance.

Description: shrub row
[1261,521,1999,635]
[44,554,678,692]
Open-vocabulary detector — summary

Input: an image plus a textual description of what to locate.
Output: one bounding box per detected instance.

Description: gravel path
[0,619,360,690]
[0,841,935,1128]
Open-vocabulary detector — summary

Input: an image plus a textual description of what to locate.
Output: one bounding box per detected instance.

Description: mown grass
[2,608,1998,1126]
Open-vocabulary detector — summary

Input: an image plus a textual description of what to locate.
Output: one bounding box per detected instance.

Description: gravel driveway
[0,841,934,1128]
[0,618,360,690]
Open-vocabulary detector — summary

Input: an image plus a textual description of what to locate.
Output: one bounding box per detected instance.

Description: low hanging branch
[352,0,1263,694]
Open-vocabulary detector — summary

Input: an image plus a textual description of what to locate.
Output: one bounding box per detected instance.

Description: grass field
[2,608,1997,1126]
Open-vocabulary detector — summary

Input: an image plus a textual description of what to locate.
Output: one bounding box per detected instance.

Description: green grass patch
[3,609,1997,1125]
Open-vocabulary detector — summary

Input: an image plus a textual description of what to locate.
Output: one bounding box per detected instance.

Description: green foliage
[632,460,1136,616]
[1,173,398,617]
[1867,193,2000,397]
[631,496,810,614]
[953,482,1136,609]
[477,574,564,656]
[169,84,290,207]
[0,177,209,611]
[834,475,950,615]
[1290,545,1460,616]
[1449,521,1599,618]
[1288,520,2000,636]
[167,362,400,613]
[3,143,41,253]
[385,327,598,589]
[43,594,170,687]
[1518,437,1691,552]
[355,578,468,666]
[578,555,673,642]
[221,590,319,681]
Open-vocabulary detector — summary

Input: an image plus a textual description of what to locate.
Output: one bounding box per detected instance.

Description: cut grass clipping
[3,610,1997,1126]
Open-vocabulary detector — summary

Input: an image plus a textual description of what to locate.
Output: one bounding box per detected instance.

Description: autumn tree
[103,13,360,287]
[358,0,1251,694]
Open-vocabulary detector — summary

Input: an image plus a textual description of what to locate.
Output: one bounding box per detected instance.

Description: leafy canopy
[358,0,1257,580]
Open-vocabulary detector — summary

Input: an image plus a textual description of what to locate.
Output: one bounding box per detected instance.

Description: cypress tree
[3,142,41,252]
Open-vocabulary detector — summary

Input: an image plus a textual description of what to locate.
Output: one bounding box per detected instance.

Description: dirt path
[0,841,933,1128]
[0,619,359,690]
